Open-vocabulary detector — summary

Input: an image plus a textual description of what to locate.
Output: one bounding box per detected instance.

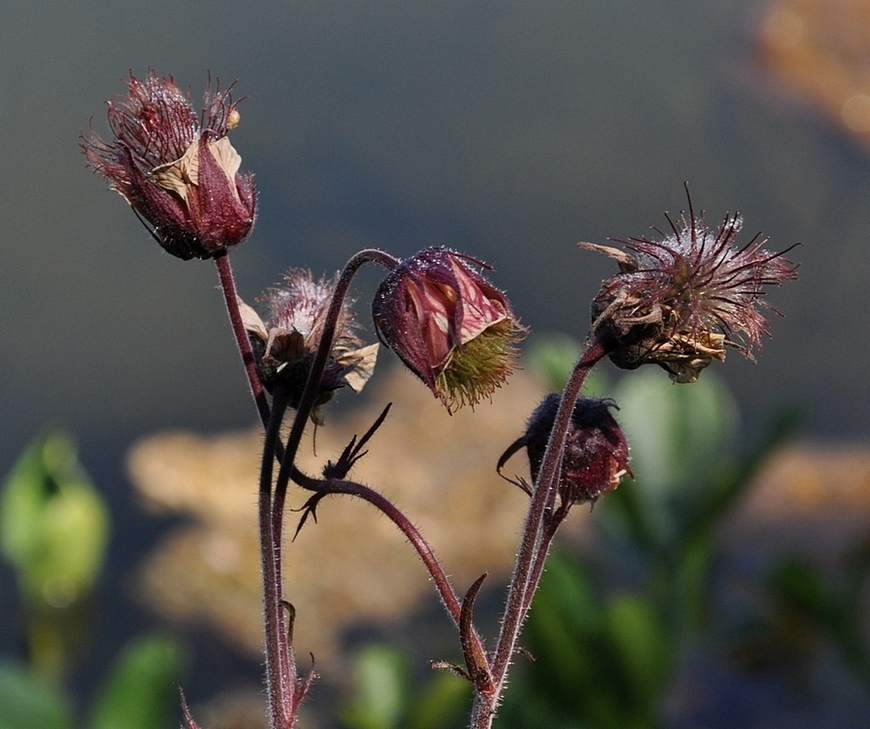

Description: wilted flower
[500,393,631,511]
[240,269,378,422]
[372,247,524,411]
[580,197,798,383]
[83,71,256,260]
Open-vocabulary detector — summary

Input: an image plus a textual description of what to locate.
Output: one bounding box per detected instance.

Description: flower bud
[372,247,524,411]
[240,269,378,422]
[524,393,631,508]
[580,194,797,382]
[83,71,256,260]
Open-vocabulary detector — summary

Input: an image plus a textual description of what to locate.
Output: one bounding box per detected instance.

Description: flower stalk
[86,74,798,729]
[471,337,611,728]
[214,252,274,430]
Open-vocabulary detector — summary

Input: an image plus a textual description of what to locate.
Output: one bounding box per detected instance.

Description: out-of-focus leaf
[407,670,470,729]
[770,558,838,619]
[615,369,737,498]
[669,531,716,633]
[598,477,659,555]
[683,405,801,546]
[86,634,185,729]
[601,370,737,548]
[768,555,870,687]
[342,645,408,729]
[526,334,607,395]
[0,661,73,729]
[604,594,671,708]
[844,536,870,611]
[514,552,626,728]
[533,551,603,640]
[0,432,109,607]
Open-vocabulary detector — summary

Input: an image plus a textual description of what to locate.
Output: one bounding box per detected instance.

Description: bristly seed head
[240,269,378,423]
[580,191,798,383]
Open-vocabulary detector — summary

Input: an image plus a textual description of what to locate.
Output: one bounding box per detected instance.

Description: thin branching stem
[292,473,464,628]
[470,336,610,729]
[214,252,273,429]
[259,386,293,728]
[271,249,399,554]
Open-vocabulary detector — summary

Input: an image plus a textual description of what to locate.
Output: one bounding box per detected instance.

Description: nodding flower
[372,247,525,411]
[240,268,378,423]
[580,193,798,383]
[499,393,631,513]
[83,71,256,260]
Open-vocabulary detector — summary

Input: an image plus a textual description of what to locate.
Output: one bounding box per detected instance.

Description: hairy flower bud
[372,247,524,411]
[240,269,378,423]
[522,393,631,509]
[581,194,798,383]
[83,71,256,260]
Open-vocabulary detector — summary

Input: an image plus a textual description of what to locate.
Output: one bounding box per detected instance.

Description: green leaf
[86,634,185,729]
[1,432,109,607]
[0,661,73,729]
[604,594,671,708]
[607,370,737,545]
[407,670,470,729]
[527,334,608,395]
[342,645,408,729]
[683,405,800,546]
[615,369,737,494]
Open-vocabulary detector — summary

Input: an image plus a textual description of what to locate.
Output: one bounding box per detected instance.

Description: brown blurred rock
[759,0,870,146]
[728,440,870,561]
[128,366,549,667]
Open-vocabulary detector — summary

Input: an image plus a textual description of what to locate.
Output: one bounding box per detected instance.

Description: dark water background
[1,0,869,723]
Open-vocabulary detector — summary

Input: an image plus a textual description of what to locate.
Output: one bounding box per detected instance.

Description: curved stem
[214,252,273,429]
[292,472,492,684]
[296,473,464,623]
[272,249,399,557]
[471,336,610,728]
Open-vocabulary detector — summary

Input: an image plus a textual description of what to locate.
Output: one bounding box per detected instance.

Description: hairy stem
[272,249,399,557]
[214,252,273,429]
[293,473,463,627]
[470,336,609,729]
[259,386,293,728]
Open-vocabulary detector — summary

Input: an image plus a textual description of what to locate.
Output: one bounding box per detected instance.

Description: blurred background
[2,0,870,727]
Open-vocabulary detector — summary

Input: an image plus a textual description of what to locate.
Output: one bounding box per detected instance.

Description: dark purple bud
[524,393,631,507]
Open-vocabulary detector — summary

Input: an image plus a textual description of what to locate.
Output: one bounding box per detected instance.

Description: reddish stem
[470,337,609,729]
[271,249,399,557]
[214,252,272,429]
[258,386,293,727]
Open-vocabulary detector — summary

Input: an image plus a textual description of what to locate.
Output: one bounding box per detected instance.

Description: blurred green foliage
[342,644,471,729]
[762,541,870,692]
[344,336,852,729]
[1,431,109,610]
[1,432,185,729]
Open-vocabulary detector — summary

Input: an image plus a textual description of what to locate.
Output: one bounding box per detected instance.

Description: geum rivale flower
[581,196,798,383]
[372,247,524,411]
[498,393,632,514]
[82,71,256,260]
[240,268,378,423]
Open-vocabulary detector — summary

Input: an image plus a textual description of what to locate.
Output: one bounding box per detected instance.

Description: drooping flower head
[499,393,631,513]
[581,194,798,383]
[372,247,524,411]
[83,71,256,260]
[240,269,378,422]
